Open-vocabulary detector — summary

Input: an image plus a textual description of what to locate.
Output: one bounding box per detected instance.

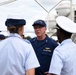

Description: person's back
[52,39,76,75]
[63,40,76,75]
[0,15,40,75]
[49,16,76,75]
[0,33,39,75]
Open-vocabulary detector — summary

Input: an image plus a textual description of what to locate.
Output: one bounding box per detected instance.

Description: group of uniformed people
[0,15,76,75]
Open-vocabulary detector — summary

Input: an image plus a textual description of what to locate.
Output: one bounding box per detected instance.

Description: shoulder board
[24,39,31,44]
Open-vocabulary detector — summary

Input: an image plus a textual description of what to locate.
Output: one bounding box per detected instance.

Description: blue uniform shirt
[30,35,58,75]
[0,33,40,75]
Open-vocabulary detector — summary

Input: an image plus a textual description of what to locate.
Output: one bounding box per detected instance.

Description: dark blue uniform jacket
[30,36,58,75]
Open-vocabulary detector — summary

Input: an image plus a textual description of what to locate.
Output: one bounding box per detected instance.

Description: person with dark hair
[0,34,5,40]
[0,15,40,75]
[49,16,76,75]
[29,19,58,75]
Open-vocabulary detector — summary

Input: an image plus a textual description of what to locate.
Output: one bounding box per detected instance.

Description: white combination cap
[56,16,76,33]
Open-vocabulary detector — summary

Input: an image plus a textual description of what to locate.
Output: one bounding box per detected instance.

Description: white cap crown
[56,16,76,33]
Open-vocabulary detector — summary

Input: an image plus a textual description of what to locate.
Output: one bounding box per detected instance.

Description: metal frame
[0,0,17,6]
[35,0,64,13]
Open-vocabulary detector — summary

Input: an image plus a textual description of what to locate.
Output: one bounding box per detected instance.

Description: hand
[44,72,51,75]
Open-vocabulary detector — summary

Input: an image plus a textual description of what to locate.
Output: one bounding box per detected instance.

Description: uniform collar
[56,39,72,49]
[61,39,72,45]
[36,35,49,42]
[8,33,22,39]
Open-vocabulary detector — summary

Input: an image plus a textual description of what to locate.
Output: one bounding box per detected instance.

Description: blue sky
[0,0,76,37]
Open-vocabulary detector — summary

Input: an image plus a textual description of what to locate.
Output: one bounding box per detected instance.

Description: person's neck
[18,32,23,37]
[37,35,46,40]
[60,37,71,43]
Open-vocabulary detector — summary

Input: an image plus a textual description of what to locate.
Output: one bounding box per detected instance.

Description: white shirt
[0,33,40,75]
[49,39,76,75]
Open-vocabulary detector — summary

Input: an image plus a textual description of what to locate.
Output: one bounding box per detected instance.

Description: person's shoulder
[47,36,57,42]
[29,37,36,42]
[46,36,58,46]
[24,39,31,44]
